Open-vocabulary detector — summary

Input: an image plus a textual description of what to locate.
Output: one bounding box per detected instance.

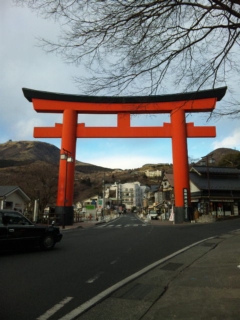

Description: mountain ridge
[0,140,239,209]
[0,140,112,171]
[0,140,239,170]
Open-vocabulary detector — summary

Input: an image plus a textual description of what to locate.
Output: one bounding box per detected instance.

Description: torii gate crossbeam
[23,87,227,225]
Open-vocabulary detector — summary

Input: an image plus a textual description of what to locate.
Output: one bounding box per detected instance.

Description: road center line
[110,257,120,264]
[86,272,103,284]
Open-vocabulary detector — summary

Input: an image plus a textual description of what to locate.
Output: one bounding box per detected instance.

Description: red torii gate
[23,87,226,224]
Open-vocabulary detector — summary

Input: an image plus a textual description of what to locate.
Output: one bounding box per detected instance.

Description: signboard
[97,199,103,209]
[183,188,188,220]
[85,205,95,210]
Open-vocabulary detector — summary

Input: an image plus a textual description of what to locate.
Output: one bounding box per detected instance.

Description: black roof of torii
[22,87,227,104]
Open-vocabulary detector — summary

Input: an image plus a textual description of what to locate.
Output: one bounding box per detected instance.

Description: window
[3,212,30,225]
[5,201,13,209]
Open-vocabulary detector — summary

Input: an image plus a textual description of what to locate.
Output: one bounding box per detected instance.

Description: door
[3,211,39,249]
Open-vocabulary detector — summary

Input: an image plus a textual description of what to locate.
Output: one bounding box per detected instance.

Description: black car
[0,210,62,251]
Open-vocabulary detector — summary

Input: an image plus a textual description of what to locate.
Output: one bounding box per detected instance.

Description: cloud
[1,0,240,169]
[212,128,240,150]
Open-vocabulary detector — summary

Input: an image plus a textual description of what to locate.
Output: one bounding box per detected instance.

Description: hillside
[1,141,238,171]
[0,140,60,164]
[0,140,239,212]
[0,140,111,172]
[195,148,240,165]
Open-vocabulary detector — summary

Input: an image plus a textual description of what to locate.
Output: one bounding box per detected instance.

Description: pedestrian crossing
[97,223,148,229]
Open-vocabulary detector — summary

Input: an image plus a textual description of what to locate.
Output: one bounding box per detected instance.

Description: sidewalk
[68,229,240,320]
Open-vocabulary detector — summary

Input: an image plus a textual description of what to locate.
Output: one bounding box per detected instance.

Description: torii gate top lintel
[22,87,227,114]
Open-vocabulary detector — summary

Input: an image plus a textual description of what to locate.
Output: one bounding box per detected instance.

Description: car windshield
[0,211,32,225]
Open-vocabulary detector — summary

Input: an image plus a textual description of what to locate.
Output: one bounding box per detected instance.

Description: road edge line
[59,236,216,320]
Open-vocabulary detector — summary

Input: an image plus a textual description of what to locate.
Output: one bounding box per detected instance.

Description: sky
[1,1,240,170]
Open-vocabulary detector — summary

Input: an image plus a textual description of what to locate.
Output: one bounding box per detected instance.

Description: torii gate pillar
[171,108,190,223]
[56,109,77,225]
[22,87,226,225]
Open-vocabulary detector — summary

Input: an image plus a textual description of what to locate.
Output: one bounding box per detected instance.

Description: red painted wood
[27,92,222,220]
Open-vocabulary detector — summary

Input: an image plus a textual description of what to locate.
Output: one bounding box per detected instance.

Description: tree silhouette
[218,152,240,168]
[14,1,240,115]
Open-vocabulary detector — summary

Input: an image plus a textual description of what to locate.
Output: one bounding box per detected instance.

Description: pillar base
[174,207,185,224]
[55,206,74,226]
[174,206,192,223]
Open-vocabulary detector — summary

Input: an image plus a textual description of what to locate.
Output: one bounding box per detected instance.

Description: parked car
[148,210,159,220]
[0,210,63,252]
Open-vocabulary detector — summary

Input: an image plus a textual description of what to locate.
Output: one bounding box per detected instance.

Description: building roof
[0,186,30,201]
[189,170,240,191]
[164,173,174,187]
[191,166,240,175]
[148,185,159,192]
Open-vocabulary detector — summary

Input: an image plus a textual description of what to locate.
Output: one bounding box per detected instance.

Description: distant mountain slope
[0,140,61,164]
[0,141,239,205]
[0,141,239,170]
[0,140,112,171]
[201,148,240,165]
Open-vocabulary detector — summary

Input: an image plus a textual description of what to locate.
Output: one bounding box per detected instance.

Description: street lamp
[200,154,215,215]
[60,148,74,229]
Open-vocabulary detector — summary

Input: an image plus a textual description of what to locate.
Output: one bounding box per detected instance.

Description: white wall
[4,192,26,212]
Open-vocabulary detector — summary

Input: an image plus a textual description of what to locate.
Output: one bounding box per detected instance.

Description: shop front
[190,166,240,220]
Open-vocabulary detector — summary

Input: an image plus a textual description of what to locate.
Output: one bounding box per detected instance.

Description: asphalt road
[1,214,240,320]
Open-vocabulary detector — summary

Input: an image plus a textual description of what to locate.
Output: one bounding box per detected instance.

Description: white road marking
[86,272,103,284]
[105,224,148,228]
[110,257,120,265]
[37,297,73,320]
[59,236,216,320]
[96,215,150,229]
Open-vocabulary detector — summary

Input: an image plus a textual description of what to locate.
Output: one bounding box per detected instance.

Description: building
[103,181,149,210]
[0,186,30,214]
[145,173,175,218]
[146,168,240,221]
[119,182,140,209]
[145,170,162,178]
[147,185,160,207]
[161,173,174,202]
[190,166,240,218]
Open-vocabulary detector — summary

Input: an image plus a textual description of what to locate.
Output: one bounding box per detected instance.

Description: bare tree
[218,151,240,167]
[0,161,58,213]
[14,0,240,115]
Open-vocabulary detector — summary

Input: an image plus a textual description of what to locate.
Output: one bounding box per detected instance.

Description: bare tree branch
[14,0,240,116]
